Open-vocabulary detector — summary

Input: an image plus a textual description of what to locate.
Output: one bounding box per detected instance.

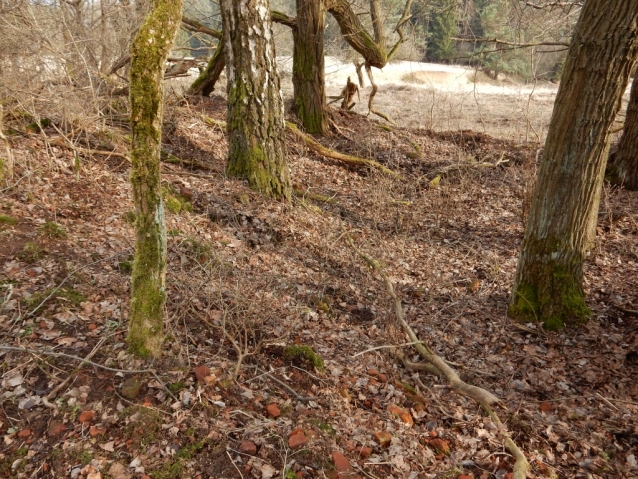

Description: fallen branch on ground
[343,231,530,479]
[201,115,401,178]
[286,122,401,179]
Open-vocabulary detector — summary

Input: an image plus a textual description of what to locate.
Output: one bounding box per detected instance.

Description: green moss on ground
[40,221,66,238]
[284,345,324,370]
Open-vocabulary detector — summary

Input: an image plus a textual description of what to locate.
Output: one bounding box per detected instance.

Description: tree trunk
[188,39,225,96]
[292,0,328,135]
[509,0,638,330]
[607,77,638,189]
[128,0,184,357]
[220,0,291,200]
[326,0,387,68]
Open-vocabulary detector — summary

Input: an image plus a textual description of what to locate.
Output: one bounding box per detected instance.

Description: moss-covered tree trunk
[509,0,638,330]
[326,0,387,68]
[608,77,638,189]
[292,0,328,135]
[220,0,291,199]
[188,39,226,96]
[128,0,184,357]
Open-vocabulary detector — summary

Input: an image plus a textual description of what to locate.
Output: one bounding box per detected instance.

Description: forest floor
[1,94,637,479]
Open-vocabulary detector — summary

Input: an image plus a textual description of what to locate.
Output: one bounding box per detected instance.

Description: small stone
[539,402,553,413]
[194,365,210,384]
[121,376,143,399]
[78,410,95,423]
[89,426,107,437]
[48,420,65,437]
[265,403,281,418]
[358,447,373,459]
[387,405,413,426]
[88,324,98,331]
[288,431,307,449]
[238,440,257,455]
[17,429,31,438]
[428,438,451,456]
[374,431,391,448]
[70,467,82,479]
[332,451,353,473]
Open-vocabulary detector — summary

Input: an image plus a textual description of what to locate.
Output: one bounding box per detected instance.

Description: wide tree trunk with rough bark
[509,0,638,330]
[220,0,291,199]
[608,77,638,189]
[293,0,328,134]
[128,0,184,357]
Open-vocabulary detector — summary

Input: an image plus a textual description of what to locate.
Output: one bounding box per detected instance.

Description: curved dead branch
[344,232,530,479]
[286,122,401,178]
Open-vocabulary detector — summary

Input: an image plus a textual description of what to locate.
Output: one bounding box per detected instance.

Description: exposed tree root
[201,115,400,178]
[286,122,401,178]
[364,63,395,125]
[344,232,530,479]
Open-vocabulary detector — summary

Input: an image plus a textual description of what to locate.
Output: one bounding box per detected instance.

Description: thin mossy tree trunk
[220,0,291,200]
[128,0,184,357]
[188,39,225,96]
[607,77,638,189]
[292,0,328,135]
[509,0,638,330]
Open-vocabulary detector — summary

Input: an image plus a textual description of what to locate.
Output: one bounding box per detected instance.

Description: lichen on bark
[128,0,184,358]
[220,0,291,200]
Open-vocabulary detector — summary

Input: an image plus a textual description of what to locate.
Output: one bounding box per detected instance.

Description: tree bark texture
[293,0,328,134]
[221,0,291,199]
[188,39,225,96]
[509,0,638,330]
[128,0,184,357]
[325,0,387,68]
[608,77,638,189]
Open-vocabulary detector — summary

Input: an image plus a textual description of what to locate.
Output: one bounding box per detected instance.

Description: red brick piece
[238,440,257,455]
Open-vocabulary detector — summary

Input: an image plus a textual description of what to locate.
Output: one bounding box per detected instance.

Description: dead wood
[201,115,400,178]
[344,232,530,479]
[286,122,401,178]
[365,63,395,125]
[0,105,14,180]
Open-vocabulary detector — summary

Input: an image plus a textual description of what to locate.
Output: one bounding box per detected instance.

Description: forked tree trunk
[292,0,328,134]
[509,0,638,330]
[220,0,291,199]
[188,39,225,96]
[128,0,184,357]
[608,77,638,189]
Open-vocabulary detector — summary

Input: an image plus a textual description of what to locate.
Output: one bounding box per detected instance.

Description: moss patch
[40,221,67,239]
[509,267,591,330]
[0,214,16,229]
[19,242,47,263]
[284,345,324,371]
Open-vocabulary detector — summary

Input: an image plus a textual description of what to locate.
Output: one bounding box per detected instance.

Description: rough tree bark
[220,0,291,199]
[293,0,328,134]
[509,0,638,330]
[607,77,638,189]
[128,0,184,357]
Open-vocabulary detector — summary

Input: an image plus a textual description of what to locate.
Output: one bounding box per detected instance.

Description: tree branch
[343,232,530,479]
